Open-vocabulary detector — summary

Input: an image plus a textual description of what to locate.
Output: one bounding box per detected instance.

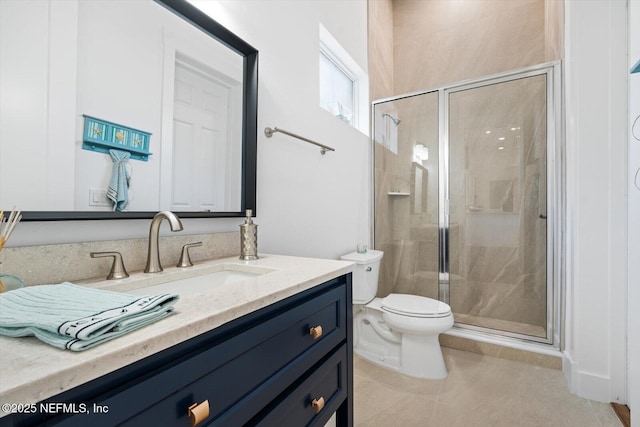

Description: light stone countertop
[0,254,354,416]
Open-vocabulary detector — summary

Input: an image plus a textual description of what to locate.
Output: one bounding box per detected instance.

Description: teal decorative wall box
[82,115,152,161]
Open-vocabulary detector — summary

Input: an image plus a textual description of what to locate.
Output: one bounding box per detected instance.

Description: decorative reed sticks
[0,209,21,292]
[0,209,22,253]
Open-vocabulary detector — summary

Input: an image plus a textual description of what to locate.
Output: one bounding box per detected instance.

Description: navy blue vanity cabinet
[1,274,353,427]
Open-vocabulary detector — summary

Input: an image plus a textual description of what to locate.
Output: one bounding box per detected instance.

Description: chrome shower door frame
[440,62,562,346]
[371,61,563,348]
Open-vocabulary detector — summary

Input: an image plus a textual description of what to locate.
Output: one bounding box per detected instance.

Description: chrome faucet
[144,211,184,273]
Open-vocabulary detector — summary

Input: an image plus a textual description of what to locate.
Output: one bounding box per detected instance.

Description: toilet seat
[381,294,452,318]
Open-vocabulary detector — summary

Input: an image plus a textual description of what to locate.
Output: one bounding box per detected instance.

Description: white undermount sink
[93,263,276,297]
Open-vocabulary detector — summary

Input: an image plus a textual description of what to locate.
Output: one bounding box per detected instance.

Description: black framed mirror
[0,0,257,221]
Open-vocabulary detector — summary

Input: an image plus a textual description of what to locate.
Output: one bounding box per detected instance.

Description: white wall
[628,0,640,420]
[563,0,628,403]
[74,1,166,211]
[5,0,371,262]
[0,0,77,210]
[180,0,371,260]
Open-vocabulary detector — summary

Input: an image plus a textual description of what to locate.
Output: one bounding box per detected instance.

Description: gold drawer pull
[311,396,325,414]
[309,325,323,340]
[188,400,210,427]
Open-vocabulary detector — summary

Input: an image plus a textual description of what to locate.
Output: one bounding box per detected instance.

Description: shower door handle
[539,214,547,219]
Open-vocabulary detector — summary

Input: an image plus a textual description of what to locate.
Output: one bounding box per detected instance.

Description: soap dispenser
[239,209,259,260]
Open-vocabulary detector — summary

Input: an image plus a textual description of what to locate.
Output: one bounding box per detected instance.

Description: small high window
[319,50,355,124]
[319,24,368,134]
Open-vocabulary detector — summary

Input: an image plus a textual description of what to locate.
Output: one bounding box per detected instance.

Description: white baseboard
[563,351,611,403]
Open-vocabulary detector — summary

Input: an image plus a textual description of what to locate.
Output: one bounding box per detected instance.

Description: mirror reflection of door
[172,58,229,211]
[0,0,250,216]
[159,27,244,213]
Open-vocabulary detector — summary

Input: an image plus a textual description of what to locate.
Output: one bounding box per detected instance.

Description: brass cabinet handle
[309,325,323,340]
[188,400,210,427]
[311,396,325,414]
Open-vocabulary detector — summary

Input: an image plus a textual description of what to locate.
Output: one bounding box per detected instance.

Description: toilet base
[354,305,449,379]
[354,309,402,371]
[354,346,402,374]
[354,334,448,379]
[401,334,448,379]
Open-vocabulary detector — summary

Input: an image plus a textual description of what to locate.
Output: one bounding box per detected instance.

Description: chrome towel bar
[264,127,335,155]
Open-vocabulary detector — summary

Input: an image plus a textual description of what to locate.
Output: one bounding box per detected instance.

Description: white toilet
[341,250,454,379]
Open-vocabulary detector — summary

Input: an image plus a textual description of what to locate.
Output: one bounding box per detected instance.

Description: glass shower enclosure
[372,63,561,345]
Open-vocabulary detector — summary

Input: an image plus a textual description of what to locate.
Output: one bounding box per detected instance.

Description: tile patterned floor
[354,348,621,427]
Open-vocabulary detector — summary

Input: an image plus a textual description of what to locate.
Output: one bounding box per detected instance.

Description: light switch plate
[89,188,111,207]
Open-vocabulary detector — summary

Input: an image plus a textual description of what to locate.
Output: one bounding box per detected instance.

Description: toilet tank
[340,250,384,304]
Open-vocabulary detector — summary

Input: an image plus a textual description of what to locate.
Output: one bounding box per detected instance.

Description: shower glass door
[373,92,440,301]
[446,72,551,341]
[372,63,560,345]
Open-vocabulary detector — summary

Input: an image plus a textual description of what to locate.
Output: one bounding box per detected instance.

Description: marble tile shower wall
[367,0,394,101]
[392,0,549,93]
[368,0,561,335]
[1,232,239,286]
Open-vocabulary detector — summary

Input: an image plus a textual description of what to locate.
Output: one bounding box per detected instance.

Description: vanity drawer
[43,278,348,427]
[119,285,346,426]
[252,345,348,427]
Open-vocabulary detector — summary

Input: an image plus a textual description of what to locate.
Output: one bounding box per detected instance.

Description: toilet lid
[381,294,452,318]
